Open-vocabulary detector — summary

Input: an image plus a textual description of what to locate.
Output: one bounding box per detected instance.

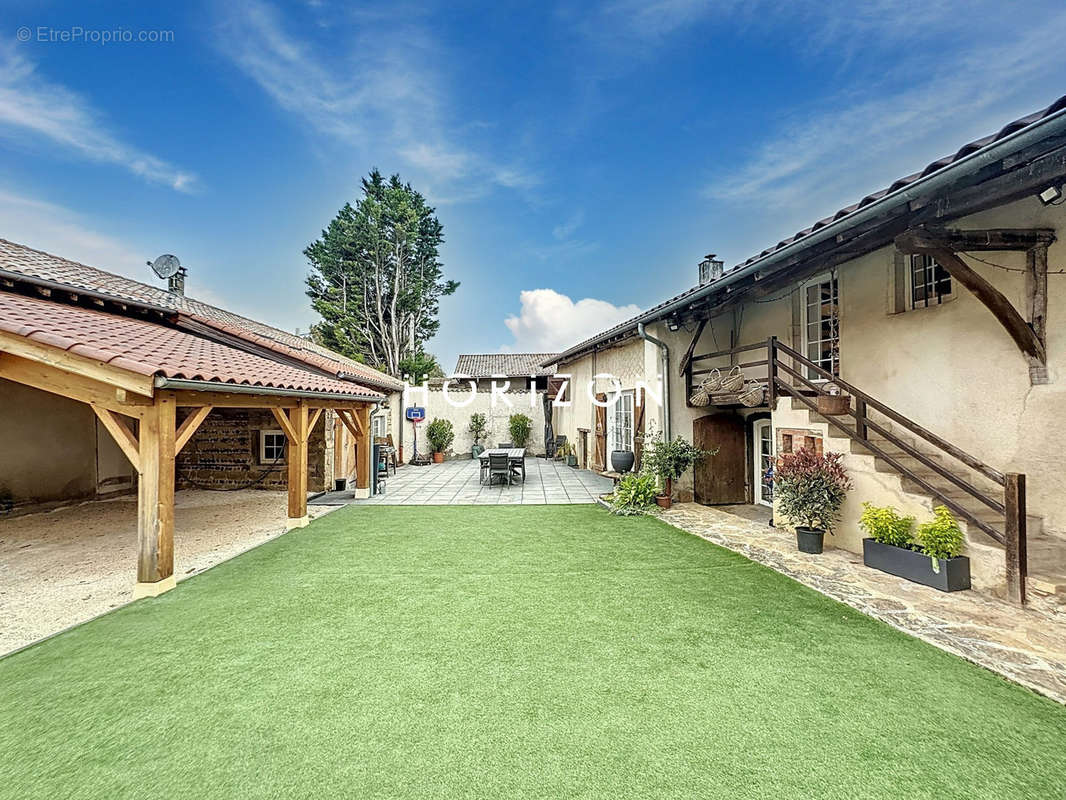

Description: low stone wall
[175,408,329,492]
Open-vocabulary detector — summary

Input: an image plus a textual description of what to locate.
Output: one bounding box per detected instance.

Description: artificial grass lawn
[1,506,1064,799]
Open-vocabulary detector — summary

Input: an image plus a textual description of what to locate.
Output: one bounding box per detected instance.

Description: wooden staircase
[792,398,1066,602]
[766,337,1039,604]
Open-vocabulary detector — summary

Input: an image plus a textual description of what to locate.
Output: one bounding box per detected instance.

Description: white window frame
[753,419,774,507]
[800,272,840,380]
[607,390,634,470]
[907,253,954,310]
[260,429,287,464]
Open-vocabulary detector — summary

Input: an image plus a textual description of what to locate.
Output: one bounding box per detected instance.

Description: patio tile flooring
[354,458,615,505]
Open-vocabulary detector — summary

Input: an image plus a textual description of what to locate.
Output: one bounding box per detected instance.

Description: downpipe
[637,323,670,440]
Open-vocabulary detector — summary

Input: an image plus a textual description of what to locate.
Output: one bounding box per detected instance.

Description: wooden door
[693,413,746,504]
[594,393,607,471]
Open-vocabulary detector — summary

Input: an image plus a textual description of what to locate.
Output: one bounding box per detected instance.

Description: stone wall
[175,408,330,492]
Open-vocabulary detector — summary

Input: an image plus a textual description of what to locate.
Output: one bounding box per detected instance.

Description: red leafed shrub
[772,448,852,532]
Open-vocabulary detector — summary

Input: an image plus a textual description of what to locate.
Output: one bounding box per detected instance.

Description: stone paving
[659,503,1066,704]
[344,458,615,505]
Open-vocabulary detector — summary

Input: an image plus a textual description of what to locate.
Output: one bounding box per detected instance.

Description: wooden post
[1025,245,1049,385]
[1004,472,1027,606]
[333,416,345,485]
[854,397,868,441]
[286,403,309,529]
[354,405,371,496]
[133,395,176,598]
[766,336,777,410]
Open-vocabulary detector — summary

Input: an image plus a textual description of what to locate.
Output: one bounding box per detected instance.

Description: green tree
[398,350,444,384]
[305,170,459,374]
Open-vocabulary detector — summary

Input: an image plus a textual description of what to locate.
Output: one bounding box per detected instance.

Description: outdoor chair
[487,452,514,486]
[498,441,513,449]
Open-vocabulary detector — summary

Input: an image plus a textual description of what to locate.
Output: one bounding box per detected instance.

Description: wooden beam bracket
[895,228,1047,367]
[92,406,141,471]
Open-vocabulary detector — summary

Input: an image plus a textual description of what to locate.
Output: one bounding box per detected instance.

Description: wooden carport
[0,291,381,598]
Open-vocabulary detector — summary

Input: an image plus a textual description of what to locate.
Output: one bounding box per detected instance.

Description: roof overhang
[547,96,1066,366]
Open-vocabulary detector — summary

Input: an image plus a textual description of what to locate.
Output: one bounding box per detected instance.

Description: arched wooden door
[693,413,746,504]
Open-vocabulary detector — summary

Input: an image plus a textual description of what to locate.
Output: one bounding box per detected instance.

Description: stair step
[1029,572,1066,596]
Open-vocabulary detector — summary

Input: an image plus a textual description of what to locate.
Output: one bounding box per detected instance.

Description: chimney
[699,253,723,286]
[168,267,187,296]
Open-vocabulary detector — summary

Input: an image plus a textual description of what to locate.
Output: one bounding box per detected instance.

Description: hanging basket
[817,394,851,416]
[689,387,711,406]
[720,365,745,393]
[737,382,765,407]
[700,369,723,393]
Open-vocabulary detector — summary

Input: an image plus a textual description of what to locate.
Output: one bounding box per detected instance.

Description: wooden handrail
[773,340,1005,486]
[777,378,1004,544]
[690,341,768,362]
[775,360,1003,515]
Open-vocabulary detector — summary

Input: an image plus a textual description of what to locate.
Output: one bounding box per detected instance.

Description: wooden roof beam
[896,228,1046,364]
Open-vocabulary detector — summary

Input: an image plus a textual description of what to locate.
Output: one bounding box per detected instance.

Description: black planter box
[862,538,971,592]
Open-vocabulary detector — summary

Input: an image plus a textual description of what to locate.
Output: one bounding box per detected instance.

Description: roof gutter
[154,376,383,402]
[642,107,1066,325]
[637,323,670,440]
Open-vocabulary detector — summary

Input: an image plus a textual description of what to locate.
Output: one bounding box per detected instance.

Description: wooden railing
[685,336,1028,604]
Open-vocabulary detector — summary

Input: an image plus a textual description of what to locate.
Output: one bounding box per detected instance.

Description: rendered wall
[409,381,548,458]
[0,379,98,508]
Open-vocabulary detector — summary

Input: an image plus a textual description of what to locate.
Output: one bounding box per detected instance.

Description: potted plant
[772,448,851,553]
[564,443,578,467]
[425,418,454,464]
[642,432,714,510]
[469,412,487,458]
[610,448,635,474]
[862,504,970,591]
[509,413,533,451]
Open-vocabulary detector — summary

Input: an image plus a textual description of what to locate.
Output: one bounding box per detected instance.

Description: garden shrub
[426,418,455,453]
[609,472,659,515]
[858,503,915,548]
[917,505,964,571]
[772,448,851,532]
[509,413,533,448]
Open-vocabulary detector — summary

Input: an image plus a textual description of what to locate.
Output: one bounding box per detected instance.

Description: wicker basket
[689,387,710,406]
[737,382,764,407]
[700,369,723,393]
[720,365,745,393]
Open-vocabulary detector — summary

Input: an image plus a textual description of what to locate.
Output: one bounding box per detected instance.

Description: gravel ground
[0,490,334,655]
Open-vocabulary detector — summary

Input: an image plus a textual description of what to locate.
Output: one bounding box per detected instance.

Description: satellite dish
[148,254,181,279]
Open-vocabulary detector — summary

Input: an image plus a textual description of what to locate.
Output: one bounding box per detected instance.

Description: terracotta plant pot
[816,394,851,416]
[656,495,672,510]
[432,452,444,464]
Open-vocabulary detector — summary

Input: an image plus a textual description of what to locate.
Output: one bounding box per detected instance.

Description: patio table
[478,448,526,484]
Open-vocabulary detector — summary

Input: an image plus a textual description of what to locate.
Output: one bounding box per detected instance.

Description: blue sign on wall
[406,406,426,421]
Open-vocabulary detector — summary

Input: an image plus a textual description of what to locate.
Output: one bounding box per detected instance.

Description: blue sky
[1,1,1062,371]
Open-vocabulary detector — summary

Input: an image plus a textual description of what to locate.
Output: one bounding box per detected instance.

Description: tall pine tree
[305,170,458,376]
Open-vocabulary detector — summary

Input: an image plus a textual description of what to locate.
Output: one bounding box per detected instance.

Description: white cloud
[703,16,1066,228]
[0,44,198,192]
[504,289,640,352]
[0,186,245,313]
[217,0,538,202]
[552,209,585,240]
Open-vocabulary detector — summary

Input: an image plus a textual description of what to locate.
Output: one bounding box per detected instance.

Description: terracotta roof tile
[0,238,404,391]
[0,292,382,398]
